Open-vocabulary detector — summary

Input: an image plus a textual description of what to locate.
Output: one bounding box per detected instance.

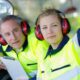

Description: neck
[51,43,59,49]
[15,48,22,53]
[51,36,63,49]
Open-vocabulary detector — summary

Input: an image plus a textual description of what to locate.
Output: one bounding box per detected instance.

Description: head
[0,15,29,49]
[35,9,70,48]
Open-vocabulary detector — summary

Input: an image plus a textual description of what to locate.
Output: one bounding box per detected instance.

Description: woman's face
[40,15,63,46]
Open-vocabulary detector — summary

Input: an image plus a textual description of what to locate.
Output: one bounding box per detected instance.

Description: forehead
[39,15,60,25]
[0,19,20,31]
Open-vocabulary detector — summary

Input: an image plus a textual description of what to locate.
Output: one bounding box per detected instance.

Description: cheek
[56,27,62,34]
[7,37,13,42]
[16,30,23,37]
[41,31,46,38]
[18,31,22,35]
[41,29,46,35]
[58,29,63,35]
[42,33,47,40]
[5,37,12,44]
[18,32,24,40]
[56,31,63,39]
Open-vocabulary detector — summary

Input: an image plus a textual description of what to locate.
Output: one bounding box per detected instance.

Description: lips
[47,35,56,38]
[12,40,19,44]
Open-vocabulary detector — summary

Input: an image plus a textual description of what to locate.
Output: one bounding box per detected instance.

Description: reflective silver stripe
[29,70,37,77]
[72,34,79,47]
[37,67,80,80]
[54,67,80,80]
[37,78,42,80]
[72,34,80,57]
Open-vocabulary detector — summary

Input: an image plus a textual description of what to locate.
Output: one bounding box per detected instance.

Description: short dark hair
[0,15,23,26]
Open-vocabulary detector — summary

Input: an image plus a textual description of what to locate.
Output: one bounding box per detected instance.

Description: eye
[41,26,47,30]
[13,27,19,32]
[42,27,47,29]
[54,25,57,26]
[5,33,10,37]
[51,24,58,27]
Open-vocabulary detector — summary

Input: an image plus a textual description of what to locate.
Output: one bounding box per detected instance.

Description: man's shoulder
[0,44,3,52]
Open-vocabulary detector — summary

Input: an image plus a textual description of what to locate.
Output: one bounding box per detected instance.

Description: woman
[35,8,80,80]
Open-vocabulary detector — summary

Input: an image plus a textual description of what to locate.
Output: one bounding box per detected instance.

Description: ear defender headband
[35,9,71,40]
[56,10,71,35]
[0,15,30,45]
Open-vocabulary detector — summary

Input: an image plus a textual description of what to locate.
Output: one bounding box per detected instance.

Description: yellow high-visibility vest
[1,28,49,78]
[37,34,80,80]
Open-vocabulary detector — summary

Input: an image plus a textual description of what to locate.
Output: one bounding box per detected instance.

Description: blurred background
[0,0,80,37]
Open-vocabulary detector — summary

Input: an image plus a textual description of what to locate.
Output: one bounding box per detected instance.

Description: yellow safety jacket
[37,29,80,80]
[0,28,49,78]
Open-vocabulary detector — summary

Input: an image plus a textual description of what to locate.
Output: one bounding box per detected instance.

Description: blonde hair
[36,8,64,25]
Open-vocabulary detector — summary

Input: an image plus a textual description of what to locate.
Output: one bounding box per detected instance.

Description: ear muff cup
[62,18,71,35]
[0,35,7,46]
[21,20,30,36]
[35,25,44,40]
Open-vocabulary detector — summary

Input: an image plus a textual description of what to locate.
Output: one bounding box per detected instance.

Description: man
[0,15,36,80]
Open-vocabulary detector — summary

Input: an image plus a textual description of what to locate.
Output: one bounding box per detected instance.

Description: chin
[48,40,55,43]
[12,45,21,49]
[12,43,22,48]
[49,41,56,44]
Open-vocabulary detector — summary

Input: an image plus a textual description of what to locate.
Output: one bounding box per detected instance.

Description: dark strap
[0,69,12,80]
[0,45,7,56]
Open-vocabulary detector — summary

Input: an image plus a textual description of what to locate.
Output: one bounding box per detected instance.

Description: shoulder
[0,44,3,52]
[71,28,80,47]
[0,44,5,56]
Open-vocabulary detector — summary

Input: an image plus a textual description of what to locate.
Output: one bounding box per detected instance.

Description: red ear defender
[55,9,71,35]
[35,25,44,40]
[0,35,7,46]
[62,18,70,35]
[21,20,28,35]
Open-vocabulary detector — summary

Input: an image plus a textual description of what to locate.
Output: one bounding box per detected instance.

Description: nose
[47,27,52,34]
[10,33,16,41]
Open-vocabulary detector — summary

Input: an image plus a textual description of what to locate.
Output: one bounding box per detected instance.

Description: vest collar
[6,38,28,52]
[45,35,69,58]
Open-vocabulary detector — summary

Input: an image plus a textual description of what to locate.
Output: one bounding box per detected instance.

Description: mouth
[47,35,56,38]
[12,41,20,44]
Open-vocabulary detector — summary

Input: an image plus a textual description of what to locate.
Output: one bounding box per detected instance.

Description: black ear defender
[35,9,71,40]
[0,15,30,45]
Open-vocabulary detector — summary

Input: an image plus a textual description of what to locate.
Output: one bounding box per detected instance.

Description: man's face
[40,15,63,45]
[0,19,25,49]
